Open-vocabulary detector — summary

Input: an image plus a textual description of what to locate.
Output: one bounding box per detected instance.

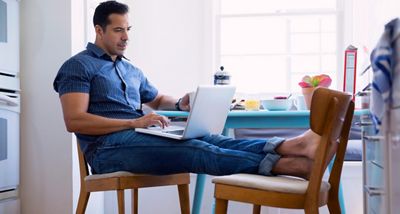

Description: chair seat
[212,174,330,194]
[85,171,141,181]
[84,171,190,192]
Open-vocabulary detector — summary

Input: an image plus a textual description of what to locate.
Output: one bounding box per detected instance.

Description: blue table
[158,109,369,214]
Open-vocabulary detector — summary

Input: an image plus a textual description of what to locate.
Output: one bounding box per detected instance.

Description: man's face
[95,13,131,59]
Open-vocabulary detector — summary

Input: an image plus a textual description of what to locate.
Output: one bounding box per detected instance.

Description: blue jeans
[84,129,284,176]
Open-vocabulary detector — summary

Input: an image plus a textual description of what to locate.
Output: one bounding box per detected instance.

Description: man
[53,1,324,179]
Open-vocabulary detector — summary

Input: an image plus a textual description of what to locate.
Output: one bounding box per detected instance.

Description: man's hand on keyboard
[134,112,170,128]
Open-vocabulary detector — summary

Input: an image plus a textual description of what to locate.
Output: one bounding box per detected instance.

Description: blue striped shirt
[53,43,158,140]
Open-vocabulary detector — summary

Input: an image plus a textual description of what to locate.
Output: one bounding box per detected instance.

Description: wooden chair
[212,87,354,214]
[75,140,191,214]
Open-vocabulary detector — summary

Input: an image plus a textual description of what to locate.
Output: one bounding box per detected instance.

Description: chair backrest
[76,140,90,183]
[306,87,354,205]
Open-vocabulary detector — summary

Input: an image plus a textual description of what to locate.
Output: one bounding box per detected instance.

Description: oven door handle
[0,93,18,107]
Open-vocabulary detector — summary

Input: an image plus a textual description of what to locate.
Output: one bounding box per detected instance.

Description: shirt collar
[86,42,128,61]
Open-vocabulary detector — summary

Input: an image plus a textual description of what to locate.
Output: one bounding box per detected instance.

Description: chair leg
[215,198,228,214]
[76,191,90,214]
[252,204,261,214]
[305,206,319,214]
[178,184,190,214]
[117,190,125,214]
[327,198,341,214]
[131,189,138,214]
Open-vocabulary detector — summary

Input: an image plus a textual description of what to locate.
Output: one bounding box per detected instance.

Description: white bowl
[261,99,290,111]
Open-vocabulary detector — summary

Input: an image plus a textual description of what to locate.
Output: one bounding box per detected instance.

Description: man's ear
[94,25,104,37]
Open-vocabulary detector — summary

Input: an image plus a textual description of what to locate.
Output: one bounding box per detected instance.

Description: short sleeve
[137,69,158,103]
[53,58,91,96]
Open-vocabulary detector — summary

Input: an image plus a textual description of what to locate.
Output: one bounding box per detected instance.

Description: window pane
[321,15,336,32]
[291,55,320,73]
[321,33,336,52]
[221,0,336,15]
[221,17,287,55]
[290,16,320,33]
[290,15,336,33]
[321,54,337,71]
[290,33,320,53]
[221,56,287,93]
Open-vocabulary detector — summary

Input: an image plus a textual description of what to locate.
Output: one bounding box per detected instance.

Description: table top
[158,109,369,117]
[157,109,370,129]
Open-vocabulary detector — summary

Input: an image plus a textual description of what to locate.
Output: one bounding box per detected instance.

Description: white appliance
[0,72,20,192]
[0,0,19,74]
[0,1,20,212]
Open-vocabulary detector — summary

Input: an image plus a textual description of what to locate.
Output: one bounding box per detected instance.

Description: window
[217,0,341,94]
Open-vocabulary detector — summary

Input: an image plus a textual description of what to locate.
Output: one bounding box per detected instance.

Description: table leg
[193,128,229,214]
[192,174,206,214]
[338,179,346,214]
[221,128,229,137]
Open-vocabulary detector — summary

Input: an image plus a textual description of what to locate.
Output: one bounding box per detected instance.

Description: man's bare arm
[146,93,190,111]
[60,93,170,135]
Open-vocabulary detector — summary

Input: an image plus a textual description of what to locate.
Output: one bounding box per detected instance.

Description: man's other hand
[179,93,191,111]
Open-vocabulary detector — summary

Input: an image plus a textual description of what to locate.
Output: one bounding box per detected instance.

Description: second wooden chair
[212,87,354,214]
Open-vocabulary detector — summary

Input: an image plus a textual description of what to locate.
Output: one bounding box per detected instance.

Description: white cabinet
[361,113,386,214]
[362,106,400,214]
[387,109,400,213]
[0,0,19,75]
[0,198,20,214]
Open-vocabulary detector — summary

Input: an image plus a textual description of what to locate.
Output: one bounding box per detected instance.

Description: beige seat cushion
[212,174,330,194]
[85,171,137,181]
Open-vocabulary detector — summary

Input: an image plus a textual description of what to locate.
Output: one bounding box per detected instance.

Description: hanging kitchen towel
[370,18,400,132]
[390,18,400,109]
[390,18,400,137]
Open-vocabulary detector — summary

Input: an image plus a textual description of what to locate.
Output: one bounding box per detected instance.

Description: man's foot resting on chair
[270,129,338,179]
[271,156,313,180]
[275,129,321,160]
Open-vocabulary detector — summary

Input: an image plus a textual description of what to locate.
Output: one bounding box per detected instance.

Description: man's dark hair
[93,1,129,31]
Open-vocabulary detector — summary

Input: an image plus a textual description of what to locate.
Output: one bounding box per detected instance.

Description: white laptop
[135,85,236,140]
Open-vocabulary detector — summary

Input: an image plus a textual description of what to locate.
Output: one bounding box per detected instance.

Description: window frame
[214,0,345,94]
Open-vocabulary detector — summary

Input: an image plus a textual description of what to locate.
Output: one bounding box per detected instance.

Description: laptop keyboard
[148,125,185,135]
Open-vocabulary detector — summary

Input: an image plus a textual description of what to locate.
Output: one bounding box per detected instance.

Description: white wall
[127,0,213,97]
[345,0,400,93]
[350,0,400,50]
[20,0,73,213]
